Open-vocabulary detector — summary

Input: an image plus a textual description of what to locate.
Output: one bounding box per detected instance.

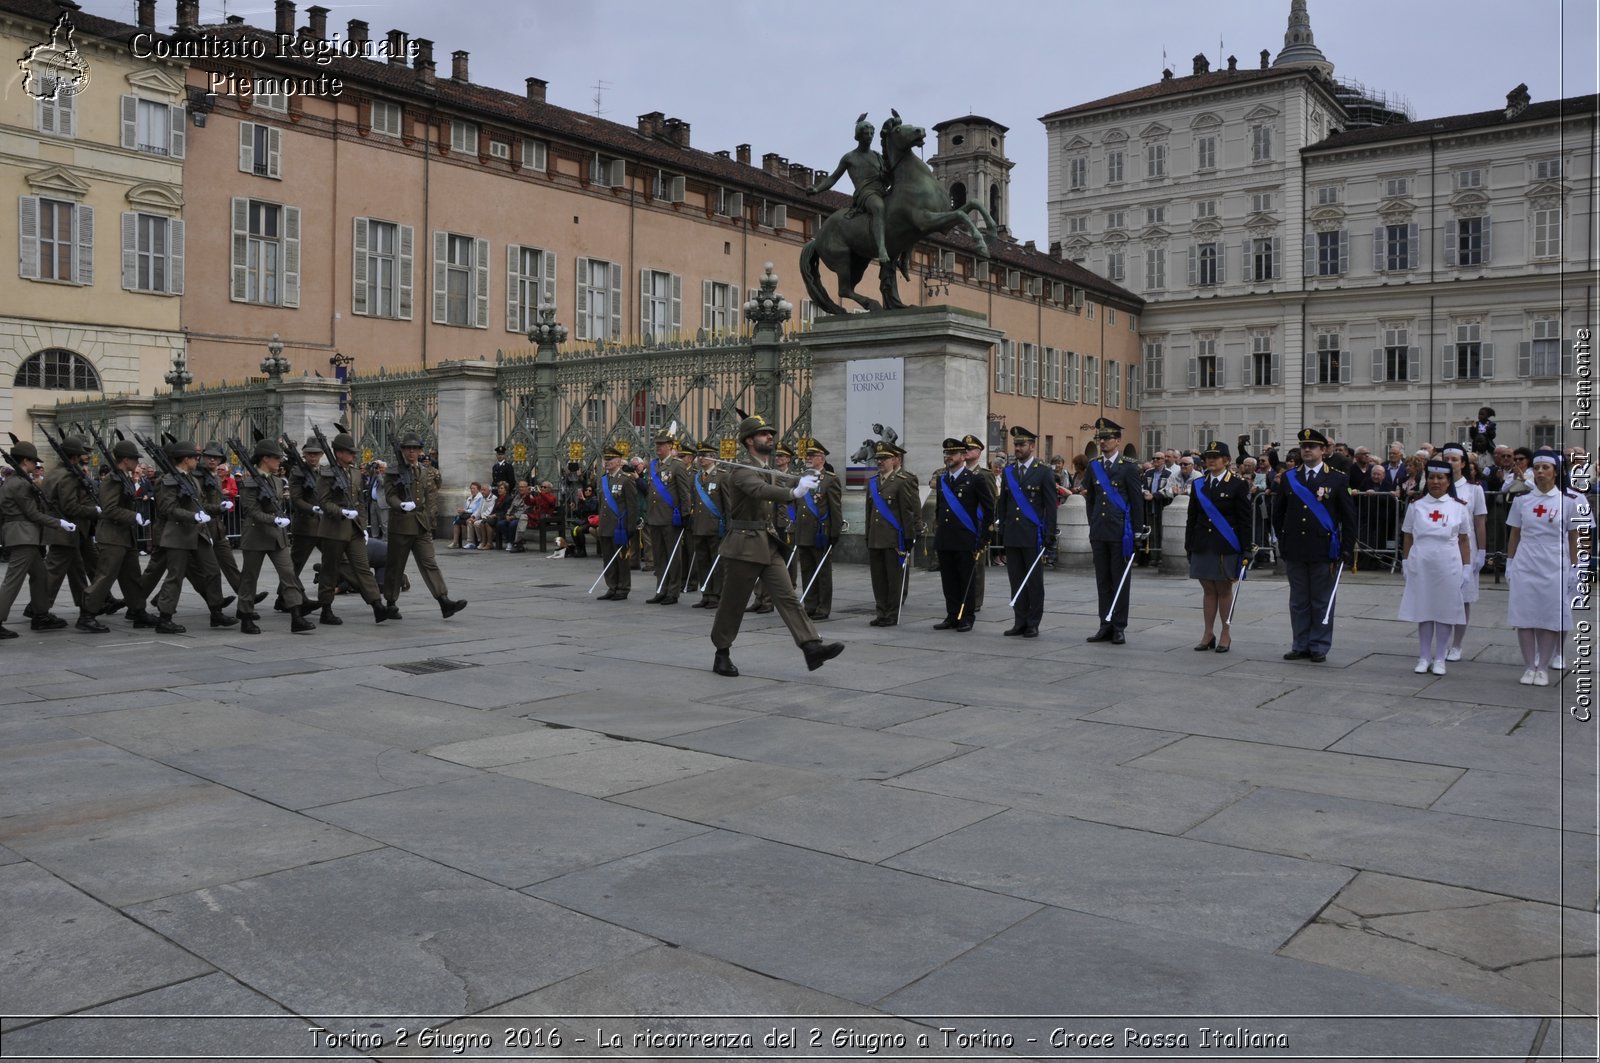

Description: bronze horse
[801,114,998,316]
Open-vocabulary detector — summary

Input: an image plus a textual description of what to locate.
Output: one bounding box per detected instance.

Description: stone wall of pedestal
[430,361,500,495]
[805,307,1000,564]
[1160,492,1191,576]
[1056,493,1092,571]
[275,377,346,448]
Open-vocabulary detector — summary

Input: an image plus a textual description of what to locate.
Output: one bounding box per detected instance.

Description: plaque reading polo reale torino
[845,357,903,485]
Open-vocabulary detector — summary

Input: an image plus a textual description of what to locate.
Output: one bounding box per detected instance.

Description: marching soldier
[314,431,387,625]
[644,432,693,605]
[864,443,921,626]
[1082,418,1144,644]
[751,443,800,614]
[996,425,1059,638]
[707,414,844,677]
[1185,440,1253,653]
[687,442,726,609]
[288,439,324,580]
[199,442,256,607]
[595,446,639,601]
[152,440,238,633]
[963,433,993,614]
[0,440,69,636]
[934,437,995,632]
[1271,427,1355,662]
[42,435,107,631]
[382,435,467,620]
[793,441,842,621]
[84,439,156,628]
[235,440,316,634]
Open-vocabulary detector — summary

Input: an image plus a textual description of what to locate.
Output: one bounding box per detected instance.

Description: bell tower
[929,115,1014,234]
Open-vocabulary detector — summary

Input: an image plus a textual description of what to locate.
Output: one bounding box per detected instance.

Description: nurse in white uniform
[1398,461,1471,675]
[1505,450,1592,686]
[1438,443,1488,660]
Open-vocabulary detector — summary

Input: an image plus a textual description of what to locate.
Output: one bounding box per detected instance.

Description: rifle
[83,423,138,500]
[392,435,415,504]
[226,436,284,518]
[4,432,64,516]
[134,432,199,506]
[279,433,318,494]
[310,424,351,500]
[38,424,97,495]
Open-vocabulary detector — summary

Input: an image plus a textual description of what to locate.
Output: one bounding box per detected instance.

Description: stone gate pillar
[430,361,500,492]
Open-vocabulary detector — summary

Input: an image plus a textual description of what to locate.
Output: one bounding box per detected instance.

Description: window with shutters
[1193,199,1217,220]
[1455,321,1485,379]
[1145,205,1165,226]
[1315,185,1341,206]
[1144,428,1164,456]
[1126,364,1140,411]
[1142,339,1163,390]
[1250,124,1271,162]
[1068,155,1087,190]
[1384,426,1406,446]
[1250,237,1276,282]
[1382,324,1411,382]
[135,98,171,155]
[1145,246,1165,290]
[1044,347,1060,400]
[1315,331,1342,385]
[37,91,74,136]
[1315,230,1345,276]
[1105,150,1124,184]
[126,213,182,294]
[1085,354,1101,403]
[505,245,554,332]
[521,139,548,171]
[1194,135,1216,172]
[1383,177,1410,199]
[1194,334,1217,390]
[1251,331,1274,387]
[34,198,75,281]
[640,268,680,339]
[715,187,743,217]
[1454,216,1487,265]
[1145,142,1166,179]
[703,280,739,334]
[489,139,510,160]
[371,101,402,137]
[654,170,684,202]
[1106,210,1126,230]
[1455,168,1483,190]
[994,339,1013,393]
[1106,249,1125,282]
[590,153,624,187]
[1532,207,1562,258]
[1105,359,1120,407]
[1533,158,1562,181]
[246,201,281,304]
[450,120,477,154]
[253,89,287,113]
[1067,215,1089,234]
[1382,224,1415,271]
[584,398,607,426]
[575,257,621,341]
[13,349,99,390]
[239,122,281,178]
[1527,316,1562,377]
[1064,350,1080,402]
[1532,423,1557,450]
[1019,342,1037,396]
[352,218,412,320]
[1195,242,1219,286]
[759,200,787,229]
[444,234,473,326]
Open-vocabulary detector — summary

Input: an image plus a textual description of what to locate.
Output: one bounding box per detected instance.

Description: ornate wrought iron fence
[346,366,438,464]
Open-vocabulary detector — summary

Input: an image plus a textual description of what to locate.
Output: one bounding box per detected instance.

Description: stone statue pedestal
[805,306,999,563]
[1160,493,1191,576]
[1056,494,1093,572]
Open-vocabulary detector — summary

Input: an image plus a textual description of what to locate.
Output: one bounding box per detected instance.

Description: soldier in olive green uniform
[750,443,801,614]
[314,432,387,625]
[0,441,69,637]
[382,435,467,620]
[644,433,693,604]
[85,439,155,627]
[864,443,923,626]
[793,442,843,621]
[288,439,324,580]
[42,435,102,629]
[963,433,993,614]
[687,442,726,609]
[198,442,256,607]
[595,446,639,600]
[235,440,316,634]
[707,415,844,677]
[153,441,239,633]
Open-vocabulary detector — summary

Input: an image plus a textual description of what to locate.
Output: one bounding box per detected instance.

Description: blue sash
[649,459,681,527]
[868,476,906,559]
[1193,476,1241,554]
[1090,459,1135,558]
[1003,464,1045,549]
[599,475,628,545]
[694,476,724,537]
[802,492,829,548]
[1286,468,1340,560]
[939,473,979,540]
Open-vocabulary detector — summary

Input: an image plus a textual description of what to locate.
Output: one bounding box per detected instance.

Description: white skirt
[1397,538,1466,625]
[1507,549,1574,632]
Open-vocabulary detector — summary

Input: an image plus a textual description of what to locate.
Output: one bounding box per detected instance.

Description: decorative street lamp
[164,348,193,392]
[259,332,292,381]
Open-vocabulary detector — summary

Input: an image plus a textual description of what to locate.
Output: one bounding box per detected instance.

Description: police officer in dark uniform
[490,445,516,495]
[793,441,842,621]
[933,437,994,632]
[963,433,993,614]
[1082,418,1145,644]
[1185,440,1253,652]
[996,426,1058,638]
[595,446,639,601]
[1271,427,1356,662]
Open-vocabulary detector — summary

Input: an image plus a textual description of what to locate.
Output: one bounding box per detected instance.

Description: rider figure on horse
[809,113,892,266]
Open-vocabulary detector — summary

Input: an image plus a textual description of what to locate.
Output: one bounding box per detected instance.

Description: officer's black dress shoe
[1022,627,1040,639]
[1308,652,1327,663]
[646,594,667,605]
[1110,629,1125,645]
[1283,649,1311,660]
[933,618,958,630]
[1085,628,1114,643]
[99,597,126,616]
[319,607,343,625]
[31,613,67,630]
[954,620,974,632]
[712,650,739,677]
[0,624,16,639]
[802,639,845,671]
[1003,625,1026,636]
[597,591,617,600]
[659,596,679,606]
[75,616,110,633]
[372,602,388,623]
[439,599,467,619]
[385,603,402,620]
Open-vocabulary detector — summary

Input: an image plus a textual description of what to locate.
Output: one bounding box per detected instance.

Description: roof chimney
[525,77,547,103]
[1192,53,1210,76]
[788,161,810,185]
[1226,54,1237,71]
[451,50,469,82]
[137,0,154,30]
[1161,67,1173,81]
[175,0,198,30]
[386,29,407,65]
[736,143,751,165]
[347,19,368,47]
[413,38,435,81]
[762,152,787,176]
[1505,83,1531,119]
[1260,49,1270,69]
[663,117,690,147]
[305,5,328,39]
[275,0,295,37]
[637,110,664,138]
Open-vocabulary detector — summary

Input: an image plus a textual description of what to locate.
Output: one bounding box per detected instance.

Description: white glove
[1461,562,1474,584]
[362,529,369,541]
[312,505,322,515]
[222,500,234,512]
[341,508,358,520]
[400,501,417,512]
[193,511,211,524]
[134,512,149,527]
[58,519,77,532]
[791,475,820,499]
[95,505,103,515]
[274,516,291,528]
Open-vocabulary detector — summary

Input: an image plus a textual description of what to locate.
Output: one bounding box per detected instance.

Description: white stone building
[1041,0,1596,456]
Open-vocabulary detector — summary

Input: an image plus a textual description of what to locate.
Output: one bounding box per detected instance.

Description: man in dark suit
[996,425,1058,638]
[1082,418,1145,644]
[1271,427,1356,662]
[933,437,995,632]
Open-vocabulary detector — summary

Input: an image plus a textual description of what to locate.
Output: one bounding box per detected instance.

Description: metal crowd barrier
[1349,490,1404,572]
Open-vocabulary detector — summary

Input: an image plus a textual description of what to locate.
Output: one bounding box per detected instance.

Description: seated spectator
[465,483,496,549]
[449,482,485,548]
[499,481,528,551]
[480,482,512,549]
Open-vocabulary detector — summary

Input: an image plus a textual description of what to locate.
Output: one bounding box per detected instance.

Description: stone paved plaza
[2,549,1595,1061]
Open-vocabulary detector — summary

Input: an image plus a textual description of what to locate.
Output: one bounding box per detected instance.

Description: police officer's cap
[1009,425,1037,442]
[111,440,140,462]
[251,440,285,461]
[62,435,92,457]
[736,414,773,442]
[494,445,507,454]
[941,437,966,453]
[1200,440,1231,460]
[1296,427,1330,447]
[1093,418,1123,440]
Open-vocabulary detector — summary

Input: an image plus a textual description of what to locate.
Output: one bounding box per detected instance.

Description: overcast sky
[85,0,1598,242]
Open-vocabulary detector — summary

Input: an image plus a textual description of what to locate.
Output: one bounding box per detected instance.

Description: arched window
[949,181,967,209]
[14,349,100,390]
[989,184,1001,220]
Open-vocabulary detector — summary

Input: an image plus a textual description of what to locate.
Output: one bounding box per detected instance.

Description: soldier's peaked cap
[961,434,985,450]
[1009,425,1037,442]
[603,445,625,459]
[805,441,829,456]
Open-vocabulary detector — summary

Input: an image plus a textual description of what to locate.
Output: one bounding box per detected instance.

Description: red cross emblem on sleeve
[1533,504,1549,518]
[1428,510,1445,522]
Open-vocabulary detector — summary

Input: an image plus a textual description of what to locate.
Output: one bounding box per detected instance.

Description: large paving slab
[1431,767,1600,833]
[606,762,835,822]
[528,830,1039,1004]
[424,725,620,767]
[512,690,765,740]
[64,698,319,754]
[126,848,654,1036]
[493,740,741,797]
[1331,718,1597,777]
[1082,698,1362,750]
[667,715,968,779]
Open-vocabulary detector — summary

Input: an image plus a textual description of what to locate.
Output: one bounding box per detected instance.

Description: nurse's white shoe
[1414,658,1431,674]
[1520,668,1537,685]
[1430,660,1447,676]
[1533,670,1551,687]
[1445,647,1462,662]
